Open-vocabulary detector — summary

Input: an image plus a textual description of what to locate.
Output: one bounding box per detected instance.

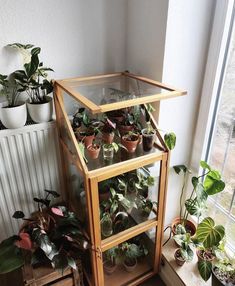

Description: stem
[179,172,187,220]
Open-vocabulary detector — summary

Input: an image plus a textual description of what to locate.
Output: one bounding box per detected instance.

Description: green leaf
[204,172,225,195]
[195,183,208,202]
[7,43,34,50]
[52,253,69,273]
[200,161,211,170]
[198,260,212,281]
[67,257,77,270]
[185,198,205,217]
[164,132,176,150]
[112,142,119,153]
[181,247,194,262]
[196,217,225,248]
[110,201,118,215]
[173,165,188,174]
[12,211,25,219]
[31,47,41,56]
[44,189,60,198]
[192,177,199,188]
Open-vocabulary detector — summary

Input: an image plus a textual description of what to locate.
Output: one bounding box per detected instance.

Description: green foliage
[196,217,225,249]
[164,132,176,150]
[198,260,212,281]
[174,233,194,262]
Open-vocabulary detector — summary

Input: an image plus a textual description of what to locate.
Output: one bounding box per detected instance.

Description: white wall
[0,0,127,79]
[160,0,215,225]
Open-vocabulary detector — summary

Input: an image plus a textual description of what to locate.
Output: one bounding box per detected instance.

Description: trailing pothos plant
[0,190,89,274]
[196,217,225,281]
[8,43,54,103]
[174,161,225,234]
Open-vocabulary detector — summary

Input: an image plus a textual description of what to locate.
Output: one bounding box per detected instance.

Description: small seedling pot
[84,134,95,148]
[121,134,139,153]
[123,258,137,272]
[142,128,156,151]
[103,260,117,275]
[174,249,186,266]
[102,132,114,144]
[87,144,100,159]
[103,145,114,160]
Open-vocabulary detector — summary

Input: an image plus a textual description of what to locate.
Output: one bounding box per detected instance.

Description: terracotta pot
[102,132,114,144]
[142,129,156,151]
[118,125,134,136]
[1,102,27,129]
[171,217,196,236]
[27,96,53,123]
[103,260,117,275]
[121,134,139,153]
[196,249,215,263]
[84,134,95,148]
[87,144,100,159]
[123,258,137,272]
[174,248,186,266]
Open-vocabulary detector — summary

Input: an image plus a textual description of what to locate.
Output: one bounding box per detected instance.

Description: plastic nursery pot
[174,248,186,266]
[118,124,134,136]
[87,144,100,159]
[1,102,27,129]
[102,132,114,144]
[84,134,95,148]
[101,214,113,237]
[171,217,197,236]
[103,145,114,160]
[27,96,53,123]
[121,134,140,153]
[142,128,156,152]
[123,258,137,272]
[103,260,117,275]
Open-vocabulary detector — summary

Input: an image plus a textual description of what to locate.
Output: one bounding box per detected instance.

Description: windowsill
[161,235,211,286]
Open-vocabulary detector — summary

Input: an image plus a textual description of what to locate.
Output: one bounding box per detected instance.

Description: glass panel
[226,218,235,247]
[99,163,159,240]
[102,228,156,286]
[64,75,169,106]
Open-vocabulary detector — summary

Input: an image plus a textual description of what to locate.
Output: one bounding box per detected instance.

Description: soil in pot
[171,217,196,236]
[103,260,117,275]
[106,110,124,124]
[196,249,215,262]
[142,129,156,152]
[212,266,235,286]
[102,132,114,144]
[174,249,186,266]
[121,134,139,153]
[123,258,137,272]
[87,144,100,159]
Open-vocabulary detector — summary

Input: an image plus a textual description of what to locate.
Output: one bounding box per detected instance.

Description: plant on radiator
[0,190,89,274]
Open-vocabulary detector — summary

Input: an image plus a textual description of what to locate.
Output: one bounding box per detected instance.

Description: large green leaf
[200,161,211,171]
[196,217,225,248]
[204,171,225,195]
[195,183,208,202]
[198,260,212,281]
[164,132,176,150]
[173,165,188,174]
[185,198,205,217]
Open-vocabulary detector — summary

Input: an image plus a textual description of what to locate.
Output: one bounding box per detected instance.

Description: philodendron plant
[174,161,225,234]
[0,190,89,274]
[196,217,225,281]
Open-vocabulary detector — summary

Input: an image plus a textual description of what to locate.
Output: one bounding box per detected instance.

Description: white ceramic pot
[1,102,27,129]
[27,96,53,123]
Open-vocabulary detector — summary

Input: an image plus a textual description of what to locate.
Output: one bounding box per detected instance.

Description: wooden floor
[0,269,165,286]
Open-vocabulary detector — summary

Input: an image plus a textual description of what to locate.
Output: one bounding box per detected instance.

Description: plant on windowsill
[196,217,225,281]
[174,233,194,266]
[172,161,225,237]
[0,73,27,129]
[0,189,89,274]
[8,43,54,123]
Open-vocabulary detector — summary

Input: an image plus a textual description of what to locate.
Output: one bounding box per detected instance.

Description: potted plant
[100,212,113,238]
[174,233,194,266]
[137,196,157,217]
[106,109,124,124]
[196,217,225,281]
[0,189,89,274]
[9,43,54,123]
[72,107,86,131]
[102,142,125,160]
[134,168,155,198]
[0,73,27,129]
[119,242,143,272]
[142,122,156,152]
[103,247,118,275]
[121,131,140,153]
[212,250,235,286]
[87,140,101,159]
[172,161,225,236]
[118,113,135,136]
[101,118,116,144]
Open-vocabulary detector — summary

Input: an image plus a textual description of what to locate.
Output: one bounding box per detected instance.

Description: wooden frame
[54,72,186,286]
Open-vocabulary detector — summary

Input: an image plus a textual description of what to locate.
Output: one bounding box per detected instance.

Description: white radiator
[0,121,63,240]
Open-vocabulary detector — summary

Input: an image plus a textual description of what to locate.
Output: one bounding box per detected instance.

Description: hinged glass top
[56,72,186,114]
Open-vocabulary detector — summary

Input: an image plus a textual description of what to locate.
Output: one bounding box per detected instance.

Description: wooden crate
[23,260,84,286]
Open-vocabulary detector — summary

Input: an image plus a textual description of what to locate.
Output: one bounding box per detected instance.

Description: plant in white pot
[0,73,27,129]
[9,43,54,123]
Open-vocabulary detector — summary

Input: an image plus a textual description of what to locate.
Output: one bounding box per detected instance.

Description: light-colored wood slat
[59,72,122,82]
[55,81,101,113]
[123,71,187,94]
[127,271,156,286]
[54,87,89,175]
[154,153,168,272]
[88,151,164,181]
[101,219,157,252]
[99,90,184,113]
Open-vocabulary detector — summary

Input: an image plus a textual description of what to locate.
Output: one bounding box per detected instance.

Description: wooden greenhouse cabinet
[53,72,186,286]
